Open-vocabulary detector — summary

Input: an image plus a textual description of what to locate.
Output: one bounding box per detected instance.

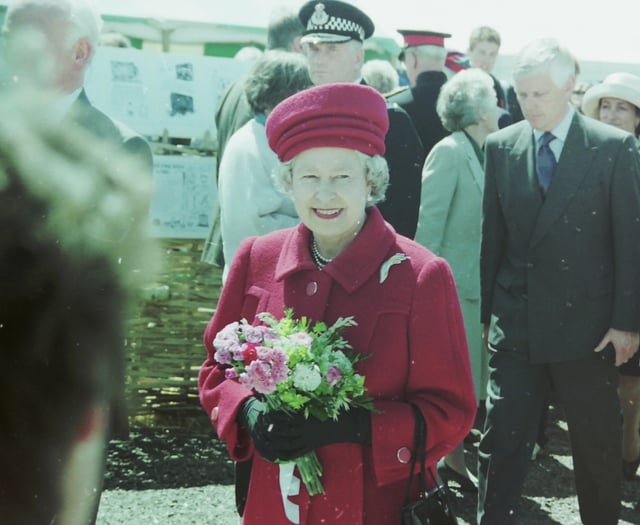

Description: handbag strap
[403,403,440,505]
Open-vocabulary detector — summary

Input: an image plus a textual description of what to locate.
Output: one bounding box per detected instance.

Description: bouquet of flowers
[212,308,374,495]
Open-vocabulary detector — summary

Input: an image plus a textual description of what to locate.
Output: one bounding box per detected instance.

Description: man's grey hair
[407,44,447,63]
[3,0,103,53]
[512,37,577,88]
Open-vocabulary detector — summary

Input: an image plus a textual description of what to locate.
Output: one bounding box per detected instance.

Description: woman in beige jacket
[415,67,500,492]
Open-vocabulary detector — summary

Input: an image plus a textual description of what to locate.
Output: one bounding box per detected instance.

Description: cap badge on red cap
[311,4,329,25]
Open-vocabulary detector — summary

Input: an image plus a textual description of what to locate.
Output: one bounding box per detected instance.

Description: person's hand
[270,408,372,460]
[594,328,640,366]
[237,398,300,462]
[239,399,371,461]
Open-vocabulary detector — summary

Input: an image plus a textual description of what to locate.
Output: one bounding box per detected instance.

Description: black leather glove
[237,398,301,462]
[238,397,267,431]
[270,408,372,460]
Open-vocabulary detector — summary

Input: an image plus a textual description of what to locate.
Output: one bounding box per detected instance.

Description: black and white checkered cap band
[305,15,365,41]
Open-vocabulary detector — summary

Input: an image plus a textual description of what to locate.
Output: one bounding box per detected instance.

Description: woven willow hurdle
[125,239,223,416]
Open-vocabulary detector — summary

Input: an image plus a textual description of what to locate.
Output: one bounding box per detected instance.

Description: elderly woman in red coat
[198,83,476,525]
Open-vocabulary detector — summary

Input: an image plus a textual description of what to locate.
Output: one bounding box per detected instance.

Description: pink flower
[224,368,238,380]
[242,360,278,395]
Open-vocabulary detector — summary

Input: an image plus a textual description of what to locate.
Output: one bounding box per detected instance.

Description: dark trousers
[477,348,622,525]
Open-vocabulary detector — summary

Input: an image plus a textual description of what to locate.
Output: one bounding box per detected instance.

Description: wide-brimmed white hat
[581,72,640,118]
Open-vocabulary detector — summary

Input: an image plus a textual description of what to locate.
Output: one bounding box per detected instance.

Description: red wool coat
[199,207,476,525]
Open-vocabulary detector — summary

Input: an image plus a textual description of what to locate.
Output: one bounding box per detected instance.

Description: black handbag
[400,404,458,525]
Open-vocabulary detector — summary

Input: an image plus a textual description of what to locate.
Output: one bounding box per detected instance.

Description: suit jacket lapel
[66,89,94,127]
[530,114,594,247]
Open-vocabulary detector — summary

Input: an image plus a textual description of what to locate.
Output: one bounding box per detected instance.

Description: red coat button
[306,281,318,296]
[397,446,411,464]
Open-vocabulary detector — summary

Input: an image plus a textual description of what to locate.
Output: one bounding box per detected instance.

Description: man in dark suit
[2,0,153,175]
[298,0,424,239]
[201,8,304,267]
[387,30,450,161]
[479,37,640,525]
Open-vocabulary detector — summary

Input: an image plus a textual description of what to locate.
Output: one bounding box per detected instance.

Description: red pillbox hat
[266,83,389,162]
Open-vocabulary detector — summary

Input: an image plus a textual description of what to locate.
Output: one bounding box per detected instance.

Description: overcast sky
[85,0,637,65]
[1,0,636,65]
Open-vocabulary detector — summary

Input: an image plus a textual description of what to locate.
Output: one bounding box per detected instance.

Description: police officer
[298,0,424,239]
[387,30,451,161]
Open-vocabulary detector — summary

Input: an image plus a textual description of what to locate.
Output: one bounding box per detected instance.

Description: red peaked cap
[266,83,389,162]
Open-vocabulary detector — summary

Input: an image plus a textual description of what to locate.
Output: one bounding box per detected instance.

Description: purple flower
[325,366,342,386]
[214,347,232,365]
[232,343,250,361]
[225,368,238,380]
[242,324,271,343]
[213,323,240,351]
[215,321,239,340]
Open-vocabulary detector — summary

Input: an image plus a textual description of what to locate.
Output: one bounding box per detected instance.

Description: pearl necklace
[311,238,333,269]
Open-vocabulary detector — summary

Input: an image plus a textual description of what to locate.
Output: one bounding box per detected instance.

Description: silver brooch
[311,3,329,26]
[379,253,410,283]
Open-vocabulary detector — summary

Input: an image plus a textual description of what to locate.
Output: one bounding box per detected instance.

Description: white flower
[292,363,322,392]
[288,331,313,349]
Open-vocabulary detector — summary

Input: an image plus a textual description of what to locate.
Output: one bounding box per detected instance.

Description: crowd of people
[1,0,640,524]
[202,2,640,525]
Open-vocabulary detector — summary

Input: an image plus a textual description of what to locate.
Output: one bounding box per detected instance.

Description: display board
[85,46,250,142]
[83,47,252,239]
[148,155,217,239]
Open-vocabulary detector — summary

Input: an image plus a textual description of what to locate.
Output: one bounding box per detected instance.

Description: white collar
[533,104,575,144]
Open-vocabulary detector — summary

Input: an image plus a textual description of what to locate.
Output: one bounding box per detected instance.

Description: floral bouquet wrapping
[212,308,374,495]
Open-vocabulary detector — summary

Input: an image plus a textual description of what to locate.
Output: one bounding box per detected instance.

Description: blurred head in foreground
[2,0,103,94]
[0,89,154,525]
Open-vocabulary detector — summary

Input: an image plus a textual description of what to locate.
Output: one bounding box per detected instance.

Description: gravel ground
[96,406,640,525]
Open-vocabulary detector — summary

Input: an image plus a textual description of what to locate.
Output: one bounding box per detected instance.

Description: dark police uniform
[386,70,449,161]
[299,0,425,239]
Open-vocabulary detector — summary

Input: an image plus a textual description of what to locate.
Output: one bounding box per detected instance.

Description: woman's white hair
[437,68,496,132]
